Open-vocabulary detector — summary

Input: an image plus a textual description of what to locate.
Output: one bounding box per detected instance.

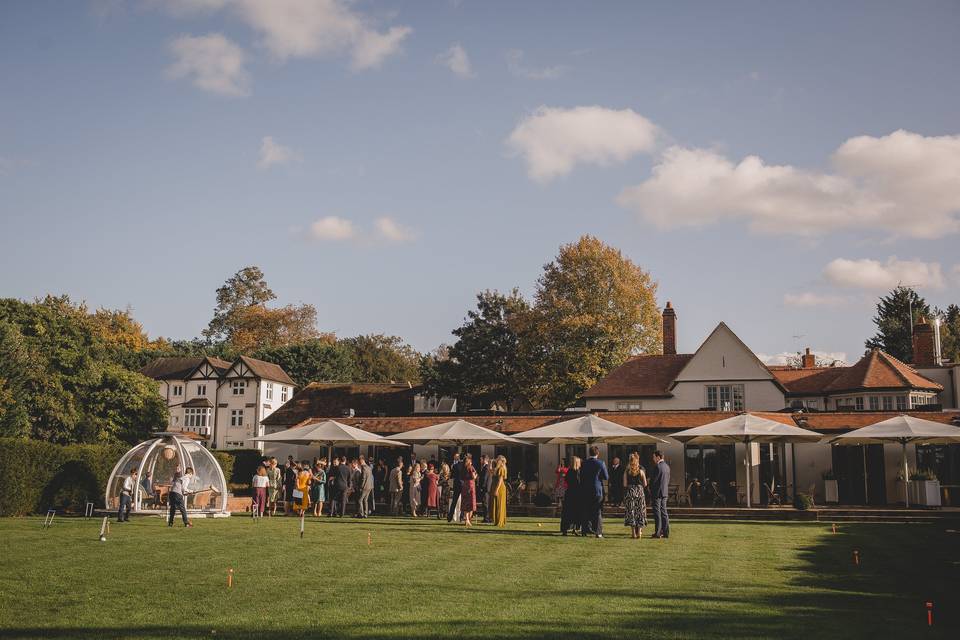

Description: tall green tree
[342,334,421,383]
[252,338,357,387]
[936,304,960,363]
[865,286,930,362]
[520,235,661,408]
[421,289,530,410]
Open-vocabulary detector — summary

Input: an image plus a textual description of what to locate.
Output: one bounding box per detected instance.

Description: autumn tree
[520,236,661,408]
[342,334,422,383]
[421,289,530,410]
[865,287,930,362]
[204,266,320,352]
[252,338,357,387]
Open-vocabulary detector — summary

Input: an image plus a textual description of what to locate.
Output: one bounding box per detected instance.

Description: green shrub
[211,452,235,485]
[211,449,262,485]
[0,438,126,516]
[794,493,815,510]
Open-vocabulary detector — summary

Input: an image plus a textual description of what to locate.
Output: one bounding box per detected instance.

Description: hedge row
[0,438,127,516]
[0,439,260,516]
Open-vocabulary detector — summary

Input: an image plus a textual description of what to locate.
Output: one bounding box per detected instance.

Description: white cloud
[617,130,960,238]
[257,136,299,169]
[166,33,250,96]
[507,106,660,182]
[759,351,848,366]
[374,217,417,243]
[506,49,566,80]
[783,292,847,307]
[310,216,355,241]
[436,43,473,77]
[823,257,946,290]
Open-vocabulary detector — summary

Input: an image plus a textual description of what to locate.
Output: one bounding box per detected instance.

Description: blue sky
[2,1,959,364]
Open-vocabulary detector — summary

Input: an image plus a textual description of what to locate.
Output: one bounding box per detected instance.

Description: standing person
[554,458,569,505]
[358,456,374,518]
[139,470,153,509]
[424,463,439,518]
[650,450,671,539]
[117,467,137,522]
[438,462,451,516]
[608,457,625,507]
[251,465,269,517]
[446,452,462,522]
[295,461,311,516]
[311,460,327,517]
[489,455,508,528]
[283,459,297,516]
[623,452,648,539]
[335,456,351,517]
[374,459,388,509]
[459,456,478,527]
[266,458,282,517]
[560,457,582,535]
[580,446,608,538]
[477,455,490,523]
[327,457,340,516]
[408,458,422,517]
[350,459,362,517]
[389,458,404,515]
[167,469,192,528]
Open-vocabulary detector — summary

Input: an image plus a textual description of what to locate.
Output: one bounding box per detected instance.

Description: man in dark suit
[580,446,609,538]
[446,452,462,522]
[608,457,624,506]
[477,454,490,522]
[650,450,671,538]
[335,456,352,517]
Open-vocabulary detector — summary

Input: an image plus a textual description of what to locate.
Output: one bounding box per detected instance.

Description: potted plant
[908,469,941,507]
[822,469,839,504]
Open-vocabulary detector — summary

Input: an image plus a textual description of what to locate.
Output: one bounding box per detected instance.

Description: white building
[140,355,296,450]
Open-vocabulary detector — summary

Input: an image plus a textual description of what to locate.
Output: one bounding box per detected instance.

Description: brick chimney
[801,348,816,369]
[912,315,936,366]
[662,302,677,355]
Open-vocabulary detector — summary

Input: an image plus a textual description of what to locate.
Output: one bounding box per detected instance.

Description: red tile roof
[582,354,694,398]
[263,382,421,426]
[794,411,958,432]
[771,349,942,395]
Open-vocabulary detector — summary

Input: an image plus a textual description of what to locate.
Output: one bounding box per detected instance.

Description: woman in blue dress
[311,459,327,517]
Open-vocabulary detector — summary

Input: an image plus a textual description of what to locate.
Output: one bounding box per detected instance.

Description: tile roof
[139,356,232,380]
[794,411,958,432]
[237,355,296,386]
[582,354,694,398]
[262,382,421,426]
[771,349,942,395]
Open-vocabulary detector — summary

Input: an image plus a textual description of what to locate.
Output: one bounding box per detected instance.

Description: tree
[865,287,930,362]
[342,334,422,383]
[520,236,661,408]
[203,266,319,352]
[422,289,530,410]
[252,338,357,387]
[936,304,960,364]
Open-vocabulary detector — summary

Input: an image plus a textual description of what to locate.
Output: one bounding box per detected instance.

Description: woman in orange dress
[295,461,311,515]
[490,455,508,528]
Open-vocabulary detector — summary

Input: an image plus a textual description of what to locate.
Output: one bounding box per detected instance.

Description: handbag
[292,489,304,499]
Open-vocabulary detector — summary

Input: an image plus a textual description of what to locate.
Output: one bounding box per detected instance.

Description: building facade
[140,355,296,450]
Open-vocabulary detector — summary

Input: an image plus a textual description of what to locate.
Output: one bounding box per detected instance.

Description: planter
[908,480,941,507]
[824,479,839,504]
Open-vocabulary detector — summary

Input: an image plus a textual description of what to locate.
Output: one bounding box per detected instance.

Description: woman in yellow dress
[490,455,508,527]
[295,461,311,515]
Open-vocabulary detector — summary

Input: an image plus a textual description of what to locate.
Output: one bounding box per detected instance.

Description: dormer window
[172,385,183,397]
[232,380,246,396]
[196,384,206,397]
[706,384,744,411]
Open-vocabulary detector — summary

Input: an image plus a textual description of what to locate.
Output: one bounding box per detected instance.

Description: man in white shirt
[118,467,138,522]
[168,467,194,528]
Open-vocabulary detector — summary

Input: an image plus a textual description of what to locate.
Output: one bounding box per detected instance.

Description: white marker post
[43,510,55,529]
[84,502,95,518]
[99,516,109,542]
[299,513,305,539]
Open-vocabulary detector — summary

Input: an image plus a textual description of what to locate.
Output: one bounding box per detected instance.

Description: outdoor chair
[764,483,782,506]
[677,482,693,507]
[709,482,727,507]
[668,484,680,506]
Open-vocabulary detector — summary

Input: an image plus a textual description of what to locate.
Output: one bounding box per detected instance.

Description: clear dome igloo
[105,433,229,517]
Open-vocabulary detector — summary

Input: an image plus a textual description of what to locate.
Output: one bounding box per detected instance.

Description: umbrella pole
[903,440,910,509]
[862,445,869,505]
[790,443,798,506]
[745,439,752,508]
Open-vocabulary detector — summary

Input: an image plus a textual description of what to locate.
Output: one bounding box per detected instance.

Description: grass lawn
[0,515,956,639]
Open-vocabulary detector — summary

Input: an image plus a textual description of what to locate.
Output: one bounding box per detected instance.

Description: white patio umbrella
[384,419,530,447]
[517,414,667,445]
[828,414,960,508]
[252,419,408,461]
[670,413,823,508]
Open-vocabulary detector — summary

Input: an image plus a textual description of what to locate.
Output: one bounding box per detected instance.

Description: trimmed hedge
[0,438,126,516]
[212,449,262,486]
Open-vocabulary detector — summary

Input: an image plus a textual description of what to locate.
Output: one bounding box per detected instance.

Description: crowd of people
[250,451,509,528]
[555,447,672,539]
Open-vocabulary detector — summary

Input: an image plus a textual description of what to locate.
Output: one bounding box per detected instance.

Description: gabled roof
[671,322,778,387]
[139,356,231,380]
[235,355,296,386]
[582,354,693,398]
[182,397,214,408]
[771,349,942,395]
[262,382,420,426]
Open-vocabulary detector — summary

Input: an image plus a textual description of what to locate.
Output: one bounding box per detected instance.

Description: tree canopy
[865,286,930,362]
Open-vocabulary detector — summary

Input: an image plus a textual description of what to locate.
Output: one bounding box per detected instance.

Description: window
[226,440,245,448]
[616,401,642,411]
[896,396,907,411]
[869,396,880,411]
[706,385,744,411]
[265,382,273,400]
[855,397,864,411]
[184,408,210,428]
[231,381,246,396]
[172,385,183,397]
[230,409,244,427]
[196,384,206,397]
[805,399,819,410]
[281,386,288,402]
[882,396,893,411]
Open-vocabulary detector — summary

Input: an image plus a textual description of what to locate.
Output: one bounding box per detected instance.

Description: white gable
[673,323,774,383]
